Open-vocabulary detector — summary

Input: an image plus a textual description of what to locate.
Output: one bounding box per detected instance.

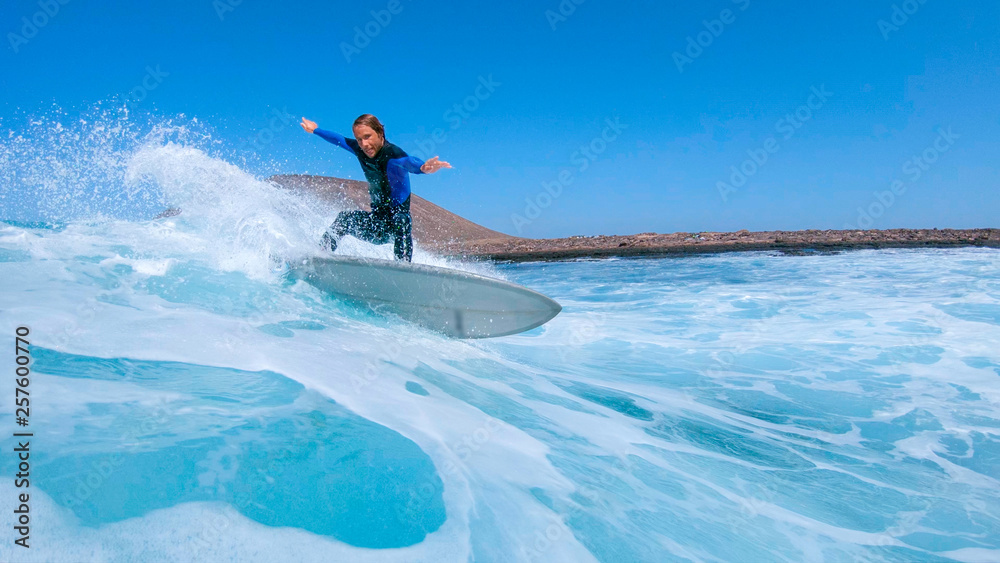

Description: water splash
[0,104,503,281]
[0,103,219,222]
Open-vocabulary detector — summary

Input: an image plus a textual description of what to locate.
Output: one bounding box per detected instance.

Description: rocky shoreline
[440,228,1000,262]
[266,175,998,263]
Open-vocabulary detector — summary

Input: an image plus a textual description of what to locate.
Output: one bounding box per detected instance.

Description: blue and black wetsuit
[313,128,425,261]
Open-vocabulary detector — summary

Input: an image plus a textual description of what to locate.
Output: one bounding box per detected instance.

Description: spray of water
[0,104,504,280]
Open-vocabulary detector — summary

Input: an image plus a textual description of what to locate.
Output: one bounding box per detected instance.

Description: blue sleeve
[314,128,357,155]
[388,156,426,175]
[386,156,425,204]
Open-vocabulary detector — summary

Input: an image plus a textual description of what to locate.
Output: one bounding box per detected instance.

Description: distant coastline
[442,228,1000,262]
[266,175,998,262]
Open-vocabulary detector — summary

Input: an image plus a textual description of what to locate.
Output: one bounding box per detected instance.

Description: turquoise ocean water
[1,120,999,562]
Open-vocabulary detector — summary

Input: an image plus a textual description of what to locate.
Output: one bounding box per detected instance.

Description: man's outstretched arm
[386,155,453,204]
[300,117,357,155]
[387,155,453,174]
[388,156,427,174]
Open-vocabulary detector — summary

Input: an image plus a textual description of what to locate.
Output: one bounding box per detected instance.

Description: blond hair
[352,114,385,140]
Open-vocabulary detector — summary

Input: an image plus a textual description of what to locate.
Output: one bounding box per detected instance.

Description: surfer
[300,114,451,262]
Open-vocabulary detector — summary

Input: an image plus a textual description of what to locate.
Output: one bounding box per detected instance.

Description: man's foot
[320,232,337,253]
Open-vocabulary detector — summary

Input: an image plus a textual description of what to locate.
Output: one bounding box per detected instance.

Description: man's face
[353,124,384,158]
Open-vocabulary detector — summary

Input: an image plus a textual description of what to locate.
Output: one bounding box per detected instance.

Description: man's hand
[421,156,452,174]
[300,117,318,134]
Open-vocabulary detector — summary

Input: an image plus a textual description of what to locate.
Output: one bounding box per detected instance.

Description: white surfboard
[289,255,562,338]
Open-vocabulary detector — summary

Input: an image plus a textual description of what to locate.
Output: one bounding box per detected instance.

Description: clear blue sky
[2,0,998,237]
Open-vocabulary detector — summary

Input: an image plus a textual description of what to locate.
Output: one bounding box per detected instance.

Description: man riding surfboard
[300,114,451,262]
